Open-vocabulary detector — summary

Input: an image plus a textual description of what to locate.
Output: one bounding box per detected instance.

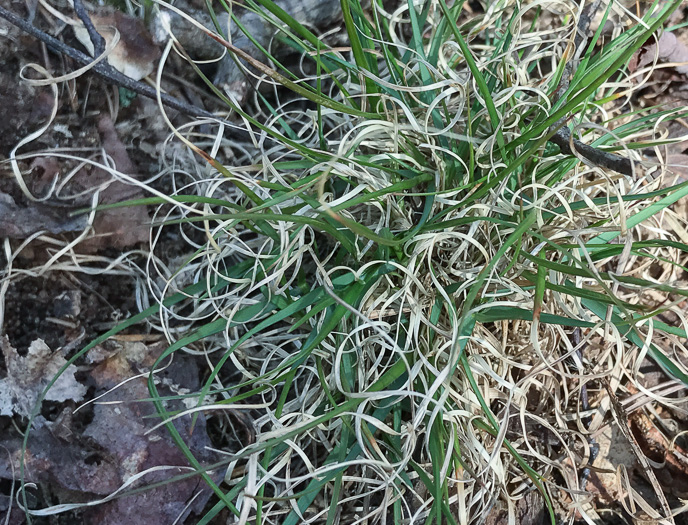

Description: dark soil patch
[3,271,138,354]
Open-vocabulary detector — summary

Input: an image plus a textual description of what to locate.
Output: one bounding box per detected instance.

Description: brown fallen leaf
[82,342,220,524]
[73,9,160,81]
[629,32,688,77]
[3,413,123,495]
[0,336,87,418]
[78,115,150,250]
[5,115,149,248]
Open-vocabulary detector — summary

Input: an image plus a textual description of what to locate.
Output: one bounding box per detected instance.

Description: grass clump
[24,0,688,523]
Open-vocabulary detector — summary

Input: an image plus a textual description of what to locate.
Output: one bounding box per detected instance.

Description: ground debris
[0,336,86,418]
[72,8,160,81]
[629,402,688,498]
[484,490,545,525]
[629,31,688,78]
[0,191,88,238]
[78,115,150,250]
[0,340,220,524]
[150,0,343,101]
[80,342,218,524]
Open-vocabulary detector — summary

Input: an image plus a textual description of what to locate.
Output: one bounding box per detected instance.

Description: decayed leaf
[77,115,150,250]
[0,341,221,524]
[0,336,87,417]
[6,115,148,247]
[81,342,219,523]
[629,32,688,76]
[0,191,88,238]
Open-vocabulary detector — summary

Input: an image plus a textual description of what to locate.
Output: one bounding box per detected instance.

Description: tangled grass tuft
[12,0,688,523]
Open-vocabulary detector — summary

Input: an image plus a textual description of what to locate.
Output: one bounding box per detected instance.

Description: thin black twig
[72,0,105,57]
[551,127,633,175]
[548,0,634,177]
[553,0,602,103]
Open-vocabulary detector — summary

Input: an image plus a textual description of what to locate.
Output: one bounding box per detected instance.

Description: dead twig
[72,0,105,57]
[550,128,633,175]
[553,0,602,102]
[549,0,635,176]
